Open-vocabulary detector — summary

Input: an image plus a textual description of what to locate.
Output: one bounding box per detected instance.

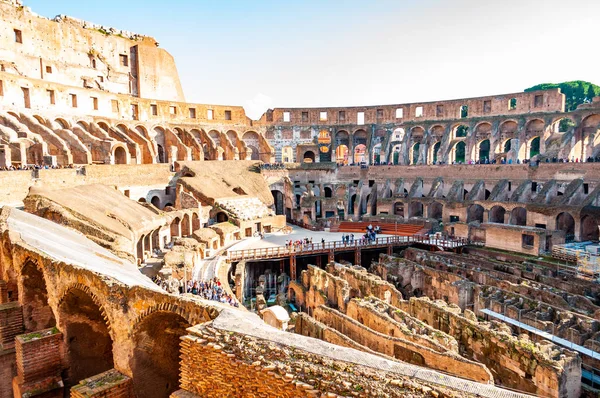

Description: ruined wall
[398,297,581,398]
[310,305,493,383]
[0,2,183,101]
[175,311,505,398]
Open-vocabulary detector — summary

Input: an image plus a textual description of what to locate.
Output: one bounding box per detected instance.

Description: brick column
[0,281,7,304]
[12,328,63,398]
[0,302,24,350]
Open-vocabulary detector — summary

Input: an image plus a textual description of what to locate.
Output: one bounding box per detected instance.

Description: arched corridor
[130,312,191,398]
[58,288,114,388]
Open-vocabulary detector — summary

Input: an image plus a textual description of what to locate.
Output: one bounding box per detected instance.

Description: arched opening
[354,144,366,164]
[216,212,229,223]
[282,146,294,163]
[510,207,527,226]
[97,122,110,132]
[130,312,191,398]
[553,117,577,133]
[157,144,166,164]
[113,146,127,165]
[529,136,540,159]
[453,125,469,139]
[247,145,260,161]
[430,142,441,164]
[467,204,484,223]
[410,143,420,165]
[295,194,301,208]
[303,151,315,163]
[21,260,55,332]
[408,202,423,218]
[476,139,490,163]
[150,196,160,208]
[335,145,349,164]
[489,205,506,224]
[318,130,332,162]
[349,194,356,215]
[451,141,466,164]
[59,288,113,388]
[392,128,405,142]
[181,214,191,237]
[581,216,599,241]
[428,202,443,221]
[372,143,382,165]
[556,212,575,242]
[503,139,512,153]
[271,190,284,215]
[170,217,181,238]
[394,202,405,217]
[192,213,200,232]
[324,187,332,198]
[55,118,70,130]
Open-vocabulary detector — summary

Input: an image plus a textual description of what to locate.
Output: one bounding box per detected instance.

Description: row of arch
[4,256,209,397]
[284,113,600,165]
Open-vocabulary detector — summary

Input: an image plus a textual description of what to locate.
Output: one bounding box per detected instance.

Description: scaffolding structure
[553,242,600,280]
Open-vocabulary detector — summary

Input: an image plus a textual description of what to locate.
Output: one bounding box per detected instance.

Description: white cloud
[244,93,273,120]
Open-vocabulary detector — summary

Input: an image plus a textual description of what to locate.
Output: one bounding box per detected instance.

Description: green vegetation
[525,80,600,111]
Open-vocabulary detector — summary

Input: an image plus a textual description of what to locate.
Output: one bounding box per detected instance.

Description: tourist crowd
[259,163,285,170]
[0,163,77,171]
[185,278,239,307]
[152,276,238,307]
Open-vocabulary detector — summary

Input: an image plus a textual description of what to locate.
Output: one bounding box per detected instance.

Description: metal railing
[227,235,470,262]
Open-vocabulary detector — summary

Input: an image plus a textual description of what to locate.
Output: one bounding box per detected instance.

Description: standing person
[350,233,354,243]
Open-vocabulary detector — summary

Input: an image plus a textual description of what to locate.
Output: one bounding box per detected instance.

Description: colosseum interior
[0,0,599,397]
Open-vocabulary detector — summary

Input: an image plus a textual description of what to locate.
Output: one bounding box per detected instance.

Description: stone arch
[324,187,333,198]
[452,124,469,139]
[33,115,47,126]
[216,212,229,223]
[271,190,284,215]
[581,215,599,241]
[429,142,441,165]
[467,204,484,223]
[489,205,506,224]
[428,202,443,221]
[170,217,181,238]
[510,207,527,226]
[302,151,316,163]
[97,121,110,132]
[391,144,402,165]
[335,145,349,164]
[151,196,160,208]
[408,202,423,218]
[392,128,406,142]
[551,117,577,134]
[450,141,466,163]
[192,213,201,231]
[556,212,575,241]
[247,145,260,160]
[411,142,421,165]
[372,143,382,164]
[130,311,191,398]
[181,213,191,237]
[353,144,366,164]
[113,145,127,165]
[20,259,55,332]
[57,285,114,388]
[153,127,167,163]
[54,118,70,129]
[472,139,490,163]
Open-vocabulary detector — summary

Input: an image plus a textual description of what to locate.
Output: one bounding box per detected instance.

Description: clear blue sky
[25,0,600,118]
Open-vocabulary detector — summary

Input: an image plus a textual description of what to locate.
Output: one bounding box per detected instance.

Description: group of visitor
[285,237,315,250]
[186,278,239,307]
[0,163,77,171]
[152,275,238,307]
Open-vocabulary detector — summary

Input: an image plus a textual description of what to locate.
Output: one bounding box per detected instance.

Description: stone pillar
[289,255,297,282]
[328,250,334,264]
[354,248,361,266]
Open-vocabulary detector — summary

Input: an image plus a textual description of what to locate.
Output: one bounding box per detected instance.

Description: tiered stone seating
[333,222,426,236]
[216,197,274,221]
